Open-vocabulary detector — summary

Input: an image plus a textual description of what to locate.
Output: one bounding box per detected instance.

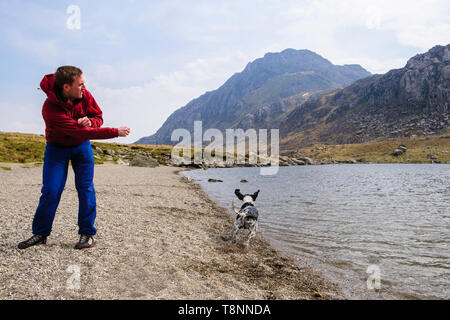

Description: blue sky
[1,0,449,143]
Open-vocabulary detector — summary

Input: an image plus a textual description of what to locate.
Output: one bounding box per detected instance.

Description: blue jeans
[32,140,97,236]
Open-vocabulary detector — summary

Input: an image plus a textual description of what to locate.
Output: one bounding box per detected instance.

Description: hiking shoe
[18,235,47,249]
[74,234,95,250]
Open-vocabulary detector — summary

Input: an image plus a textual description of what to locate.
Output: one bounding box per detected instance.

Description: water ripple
[183,164,450,299]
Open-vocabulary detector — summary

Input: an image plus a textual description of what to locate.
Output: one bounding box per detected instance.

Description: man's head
[54,66,84,100]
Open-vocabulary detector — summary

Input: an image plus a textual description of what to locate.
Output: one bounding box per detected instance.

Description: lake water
[181,164,450,300]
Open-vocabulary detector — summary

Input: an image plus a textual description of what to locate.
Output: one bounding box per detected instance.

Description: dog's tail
[231,200,245,217]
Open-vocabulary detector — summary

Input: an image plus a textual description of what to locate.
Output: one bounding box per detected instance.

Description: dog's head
[234,189,260,204]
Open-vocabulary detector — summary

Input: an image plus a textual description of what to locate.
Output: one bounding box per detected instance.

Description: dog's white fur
[242,196,254,204]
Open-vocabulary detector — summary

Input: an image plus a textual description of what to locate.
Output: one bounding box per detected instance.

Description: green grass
[0,132,177,165]
[0,132,46,163]
[290,134,450,164]
[2,131,450,165]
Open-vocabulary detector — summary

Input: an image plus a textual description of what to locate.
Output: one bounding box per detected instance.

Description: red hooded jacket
[40,74,119,146]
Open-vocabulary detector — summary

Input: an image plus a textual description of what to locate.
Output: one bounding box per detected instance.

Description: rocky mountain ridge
[280,44,450,149]
[135,49,371,146]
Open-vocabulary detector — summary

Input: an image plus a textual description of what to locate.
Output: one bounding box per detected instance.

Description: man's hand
[77,117,92,128]
[118,126,130,137]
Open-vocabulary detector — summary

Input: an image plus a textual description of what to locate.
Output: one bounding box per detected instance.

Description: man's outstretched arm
[45,108,129,145]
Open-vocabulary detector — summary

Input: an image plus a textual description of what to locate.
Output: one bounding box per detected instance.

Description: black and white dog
[222,189,260,247]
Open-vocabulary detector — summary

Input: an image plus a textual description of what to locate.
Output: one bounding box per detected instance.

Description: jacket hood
[40,73,83,110]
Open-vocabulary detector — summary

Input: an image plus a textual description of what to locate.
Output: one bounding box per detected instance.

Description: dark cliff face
[280,44,450,149]
[134,49,371,145]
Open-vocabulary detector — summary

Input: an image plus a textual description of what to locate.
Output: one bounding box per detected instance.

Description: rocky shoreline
[90,137,450,170]
[2,132,449,169]
[0,163,341,300]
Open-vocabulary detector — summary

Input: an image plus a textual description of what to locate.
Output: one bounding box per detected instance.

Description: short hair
[54,66,82,91]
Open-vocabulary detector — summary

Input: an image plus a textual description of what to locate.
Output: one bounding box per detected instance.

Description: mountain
[134,49,371,145]
[279,44,450,150]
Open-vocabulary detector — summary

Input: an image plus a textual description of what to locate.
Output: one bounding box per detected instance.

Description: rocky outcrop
[280,44,450,149]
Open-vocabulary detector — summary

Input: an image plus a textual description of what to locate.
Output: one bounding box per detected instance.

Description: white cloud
[276,0,450,72]
[91,52,252,143]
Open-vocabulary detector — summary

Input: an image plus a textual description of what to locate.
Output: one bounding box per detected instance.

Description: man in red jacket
[18,66,130,250]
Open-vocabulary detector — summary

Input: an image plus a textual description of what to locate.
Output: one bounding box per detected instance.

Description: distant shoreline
[1,131,449,168]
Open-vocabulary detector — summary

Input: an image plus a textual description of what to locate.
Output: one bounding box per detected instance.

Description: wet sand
[0,163,341,299]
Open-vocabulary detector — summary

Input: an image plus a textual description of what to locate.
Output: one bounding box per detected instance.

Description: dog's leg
[243,221,257,248]
[222,218,241,242]
[229,219,243,243]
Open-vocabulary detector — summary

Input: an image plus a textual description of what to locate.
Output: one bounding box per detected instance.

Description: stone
[291,158,306,165]
[117,158,129,166]
[105,149,116,156]
[130,154,159,168]
[297,157,314,165]
[397,145,407,152]
[95,146,104,154]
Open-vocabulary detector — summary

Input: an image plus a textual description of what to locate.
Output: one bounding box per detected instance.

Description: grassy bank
[283,134,450,164]
[1,131,450,166]
[0,132,174,166]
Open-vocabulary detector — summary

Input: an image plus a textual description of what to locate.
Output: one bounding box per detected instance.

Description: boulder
[279,160,290,166]
[398,144,407,152]
[298,157,314,165]
[94,146,103,154]
[130,154,159,167]
[117,158,129,166]
[105,149,116,156]
[291,158,306,165]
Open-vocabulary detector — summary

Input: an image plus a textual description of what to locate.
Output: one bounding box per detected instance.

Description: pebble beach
[0,163,340,300]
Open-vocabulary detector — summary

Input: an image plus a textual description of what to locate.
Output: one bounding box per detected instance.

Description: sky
[0,0,449,144]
